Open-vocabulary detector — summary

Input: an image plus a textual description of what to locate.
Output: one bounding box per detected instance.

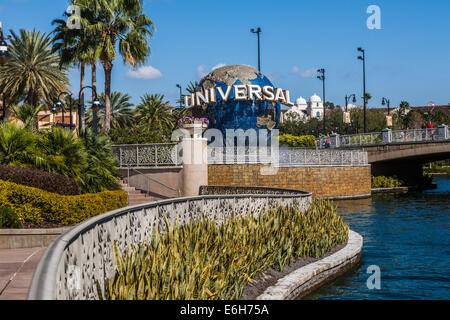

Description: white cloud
[212,63,226,71]
[291,66,316,78]
[127,65,163,80]
[300,68,317,78]
[196,65,206,78]
[290,66,300,74]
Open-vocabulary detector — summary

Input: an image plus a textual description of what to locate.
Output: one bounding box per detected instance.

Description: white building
[281,93,324,122]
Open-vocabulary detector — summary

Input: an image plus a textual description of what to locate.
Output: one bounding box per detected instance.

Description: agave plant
[97,200,349,300]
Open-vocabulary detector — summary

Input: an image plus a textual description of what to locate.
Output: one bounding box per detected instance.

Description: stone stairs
[119,180,157,206]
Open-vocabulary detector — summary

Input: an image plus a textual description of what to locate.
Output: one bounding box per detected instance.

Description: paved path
[0,247,45,300]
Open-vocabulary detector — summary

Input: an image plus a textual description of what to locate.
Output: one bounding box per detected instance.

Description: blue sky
[1,0,450,108]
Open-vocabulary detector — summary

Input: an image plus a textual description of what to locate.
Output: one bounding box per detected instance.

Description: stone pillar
[437,125,448,140]
[181,136,208,197]
[382,128,392,144]
[330,133,340,148]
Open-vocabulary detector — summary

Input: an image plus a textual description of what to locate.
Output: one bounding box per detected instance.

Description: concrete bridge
[326,126,450,184]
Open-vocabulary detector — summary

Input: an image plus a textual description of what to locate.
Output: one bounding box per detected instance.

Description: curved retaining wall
[28,189,311,300]
[256,229,363,300]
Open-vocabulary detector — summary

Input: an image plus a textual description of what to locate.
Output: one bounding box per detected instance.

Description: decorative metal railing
[207,147,368,166]
[112,144,181,168]
[391,128,437,143]
[28,189,312,300]
[319,126,449,148]
[339,132,383,147]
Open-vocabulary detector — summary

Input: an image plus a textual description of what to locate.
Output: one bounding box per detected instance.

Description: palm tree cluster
[52,0,155,132]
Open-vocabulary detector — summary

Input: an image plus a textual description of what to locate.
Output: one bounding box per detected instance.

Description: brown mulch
[240,243,346,300]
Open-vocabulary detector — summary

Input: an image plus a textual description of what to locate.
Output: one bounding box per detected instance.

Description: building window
[317,103,319,107]
[316,111,320,117]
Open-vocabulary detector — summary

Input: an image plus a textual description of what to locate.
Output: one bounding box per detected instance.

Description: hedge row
[0,179,128,225]
[0,164,80,195]
[278,134,316,147]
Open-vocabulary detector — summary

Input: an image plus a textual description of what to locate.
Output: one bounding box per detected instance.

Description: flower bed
[96,199,348,300]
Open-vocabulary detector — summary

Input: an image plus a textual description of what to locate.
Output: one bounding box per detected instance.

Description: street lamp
[250,27,262,72]
[317,68,326,133]
[176,84,183,108]
[78,86,102,134]
[53,91,76,129]
[345,94,357,113]
[357,47,367,133]
[381,97,390,115]
[0,21,13,123]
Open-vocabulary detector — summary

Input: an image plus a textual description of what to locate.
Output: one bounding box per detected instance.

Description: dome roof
[296,97,307,105]
[310,93,322,102]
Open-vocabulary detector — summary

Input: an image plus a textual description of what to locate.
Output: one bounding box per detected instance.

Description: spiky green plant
[97,200,349,300]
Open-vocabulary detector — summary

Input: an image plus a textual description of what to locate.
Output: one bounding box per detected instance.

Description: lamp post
[381,97,390,115]
[250,27,262,72]
[176,84,183,108]
[0,21,13,123]
[317,68,326,133]
[357,47,367,133]
[53,92,72,128]
[78,86,102,134]
[345,94,357,113]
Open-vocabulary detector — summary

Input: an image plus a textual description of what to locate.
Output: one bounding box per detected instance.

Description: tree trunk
[79,63,86,130]
[103,60,112,133]
[91,60,97,93]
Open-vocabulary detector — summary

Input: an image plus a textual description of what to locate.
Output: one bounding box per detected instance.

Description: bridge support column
[330,133,340,148]
[437,125,448,140]
[382,128,392,144]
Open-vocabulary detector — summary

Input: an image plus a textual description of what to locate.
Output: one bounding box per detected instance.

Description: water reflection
[304,175,450,300]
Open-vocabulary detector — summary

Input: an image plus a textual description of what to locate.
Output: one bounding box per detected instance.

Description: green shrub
[278,134,316,147]
[0,179,128,225]
[0,164,80,195]
[372,176,404,188]
[0,206,21,228]
[97,200,348,300]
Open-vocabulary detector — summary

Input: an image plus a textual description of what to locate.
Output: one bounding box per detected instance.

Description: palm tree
[0,29,69,108]
[76,0,155,132]
[186,81,199,94]
[135,94,172,130]
[10,103,43,130]
[52,5,101,129]
[78,128,120,193]
[86,91,134,130]
[0,123,39,166]
[38,126,87,182]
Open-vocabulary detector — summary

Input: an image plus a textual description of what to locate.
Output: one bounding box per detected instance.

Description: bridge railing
[320,125,449,148]
[112,143,181,168]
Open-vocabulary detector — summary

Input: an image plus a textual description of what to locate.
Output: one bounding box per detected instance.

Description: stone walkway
[0,247,45,300]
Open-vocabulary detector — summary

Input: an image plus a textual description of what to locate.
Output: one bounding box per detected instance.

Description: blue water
[305,175,450,300]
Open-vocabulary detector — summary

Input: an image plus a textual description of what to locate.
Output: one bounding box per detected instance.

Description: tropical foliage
[371,176,404,188]
[97,200,348,300]
[0,123,120,194]
[278,134,316,147]
[75,0,155,132]
[0,29,69,108]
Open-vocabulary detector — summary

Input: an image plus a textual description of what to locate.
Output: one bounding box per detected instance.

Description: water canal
[305,175,450,300]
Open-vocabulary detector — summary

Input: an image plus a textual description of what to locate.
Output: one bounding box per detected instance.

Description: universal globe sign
[173,65,290,175]
[185,65,294,137]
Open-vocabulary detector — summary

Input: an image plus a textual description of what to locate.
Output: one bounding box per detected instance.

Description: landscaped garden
[96,199,349,300]
[0,123,128,228]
